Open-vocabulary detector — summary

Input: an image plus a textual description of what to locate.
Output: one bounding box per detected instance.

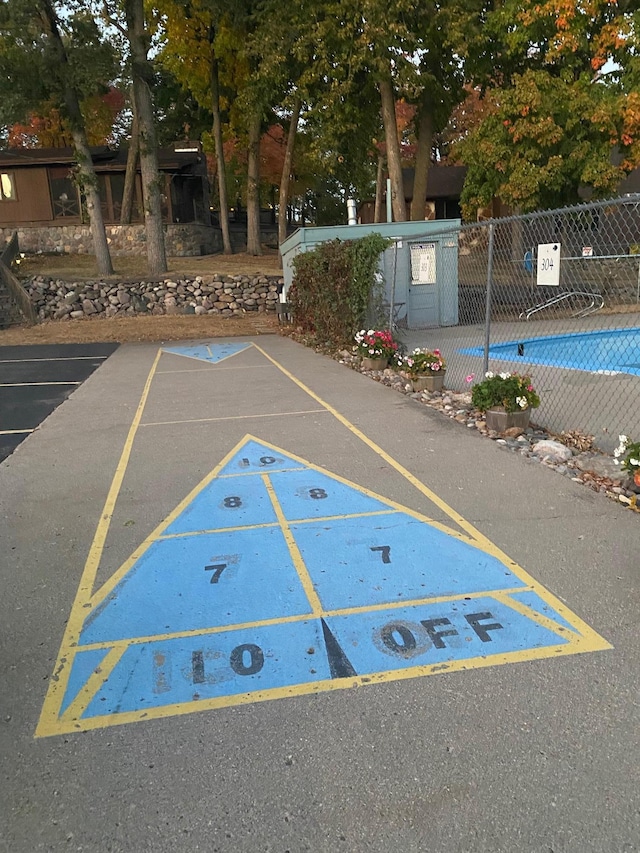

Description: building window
[0,172,16,201]
[49,169,80,218]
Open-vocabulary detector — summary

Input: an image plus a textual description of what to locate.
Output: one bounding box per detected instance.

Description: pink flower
[465,374,475,383]
[527,385,534,391]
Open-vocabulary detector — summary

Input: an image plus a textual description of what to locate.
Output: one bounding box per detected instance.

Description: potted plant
[613,434,640,488]
[354,329,399,370]
[471,371,540,431]
[399,348,447,392]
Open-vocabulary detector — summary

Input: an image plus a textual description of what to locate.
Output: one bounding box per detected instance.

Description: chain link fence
[393,195,640,452]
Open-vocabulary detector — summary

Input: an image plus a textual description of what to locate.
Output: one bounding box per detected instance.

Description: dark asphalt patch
[0,343,118,462]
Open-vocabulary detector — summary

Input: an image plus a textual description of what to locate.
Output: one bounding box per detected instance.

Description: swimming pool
[461,327,640,377]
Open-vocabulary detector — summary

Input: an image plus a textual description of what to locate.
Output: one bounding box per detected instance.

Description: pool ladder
[519,290,604,321]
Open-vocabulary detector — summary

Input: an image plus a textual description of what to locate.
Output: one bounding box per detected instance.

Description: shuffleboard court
[36,341,610,737]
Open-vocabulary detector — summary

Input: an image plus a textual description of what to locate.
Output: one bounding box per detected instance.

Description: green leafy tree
[0,0,116,274]
[153,0,234,253]
[457,0,640,214]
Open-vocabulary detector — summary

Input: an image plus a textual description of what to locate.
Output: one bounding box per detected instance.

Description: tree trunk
[246,113,262,256]
[121,94,139,224]
[125,0,167,275]
[410,107,433,221]
[278,98,301,252]
[374,153,385,223]
[210,55,232,254]
[39,0,113,276]
[379,76,406,222]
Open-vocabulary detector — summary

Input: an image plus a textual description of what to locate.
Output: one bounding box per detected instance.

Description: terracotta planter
[484,407,531,432]
[411,373,445,393]
[634,470,640,487]
[361,356,388,371]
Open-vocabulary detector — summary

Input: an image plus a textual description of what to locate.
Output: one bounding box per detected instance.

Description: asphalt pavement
[1,335,637,853]
[0,343,118,462]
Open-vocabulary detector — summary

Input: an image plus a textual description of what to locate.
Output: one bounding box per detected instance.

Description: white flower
[619,435,628,445]
[485,371,494,378]
[630,458,640,467]
[516,396,528,409]
[499,372,510,380]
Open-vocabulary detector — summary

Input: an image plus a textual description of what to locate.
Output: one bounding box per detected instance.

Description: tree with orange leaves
[456,0,640,214]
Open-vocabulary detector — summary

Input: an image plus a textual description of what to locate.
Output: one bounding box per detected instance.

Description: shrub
[289,234,390,347]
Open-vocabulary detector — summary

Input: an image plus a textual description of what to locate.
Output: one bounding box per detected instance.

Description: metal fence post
[483,222,495,376]
[389,240,398,332]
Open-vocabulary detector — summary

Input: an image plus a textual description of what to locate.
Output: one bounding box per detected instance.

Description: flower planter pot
[412,373,445,393]
[361,356,388,371]
[484,407,531,432]
[634,470,640,488]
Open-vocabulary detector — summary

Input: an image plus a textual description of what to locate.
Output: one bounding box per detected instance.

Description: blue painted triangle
[216,438,307,477]
[49,435,607,733]
[161,342,252,363]
[59,647,112,715]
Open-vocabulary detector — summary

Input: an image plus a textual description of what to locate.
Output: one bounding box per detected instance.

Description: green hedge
[288,234,389,347]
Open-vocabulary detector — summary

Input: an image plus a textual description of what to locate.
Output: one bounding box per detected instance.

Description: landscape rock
[531,440,573,462]
[22,273,284,320]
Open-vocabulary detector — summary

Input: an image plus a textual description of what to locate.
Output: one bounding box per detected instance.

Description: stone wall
[24,273,284,321]
[1,224,223,257]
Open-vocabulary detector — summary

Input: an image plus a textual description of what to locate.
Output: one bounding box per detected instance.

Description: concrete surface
[1,335,638,853]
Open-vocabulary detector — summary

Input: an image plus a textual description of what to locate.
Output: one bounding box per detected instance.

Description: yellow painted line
[249,350,613,645]
[36,349,162,737]
[218,465,305,478]
[85,435,276,611]
[158,521,279,540]
[262,473,324,615]
[60,646,126,724]
[326,585,530,619]
[253,345,489,541]
[155,510,396,541]
[0,381,81,387]
[37,638,605,738]
[68,611,318,651]
[156,364,276,374]
[141,409,327,427]
[0,428,34,435]
[492,592,580,640]
[74,585,532,652]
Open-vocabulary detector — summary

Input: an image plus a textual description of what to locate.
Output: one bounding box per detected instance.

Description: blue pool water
[461,327,640,376]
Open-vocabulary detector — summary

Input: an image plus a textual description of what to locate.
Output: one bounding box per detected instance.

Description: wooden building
[358,166,467,224]
[0,145,210,228]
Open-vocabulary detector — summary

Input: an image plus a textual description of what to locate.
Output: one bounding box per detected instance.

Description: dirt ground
[17,249,284,281]
[2,251,284,345]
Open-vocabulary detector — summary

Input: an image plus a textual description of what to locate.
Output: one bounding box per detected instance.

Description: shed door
[408,243,438,328]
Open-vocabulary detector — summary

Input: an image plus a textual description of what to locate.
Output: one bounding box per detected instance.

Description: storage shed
[280,220,460,329]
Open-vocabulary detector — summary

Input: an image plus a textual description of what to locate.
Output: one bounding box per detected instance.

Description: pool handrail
[519,291,605,321]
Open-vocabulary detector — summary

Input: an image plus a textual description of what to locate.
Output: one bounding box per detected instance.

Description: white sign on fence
[537,243,561,286]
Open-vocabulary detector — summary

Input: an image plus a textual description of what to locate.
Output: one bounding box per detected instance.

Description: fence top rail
[456,194,640,231]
